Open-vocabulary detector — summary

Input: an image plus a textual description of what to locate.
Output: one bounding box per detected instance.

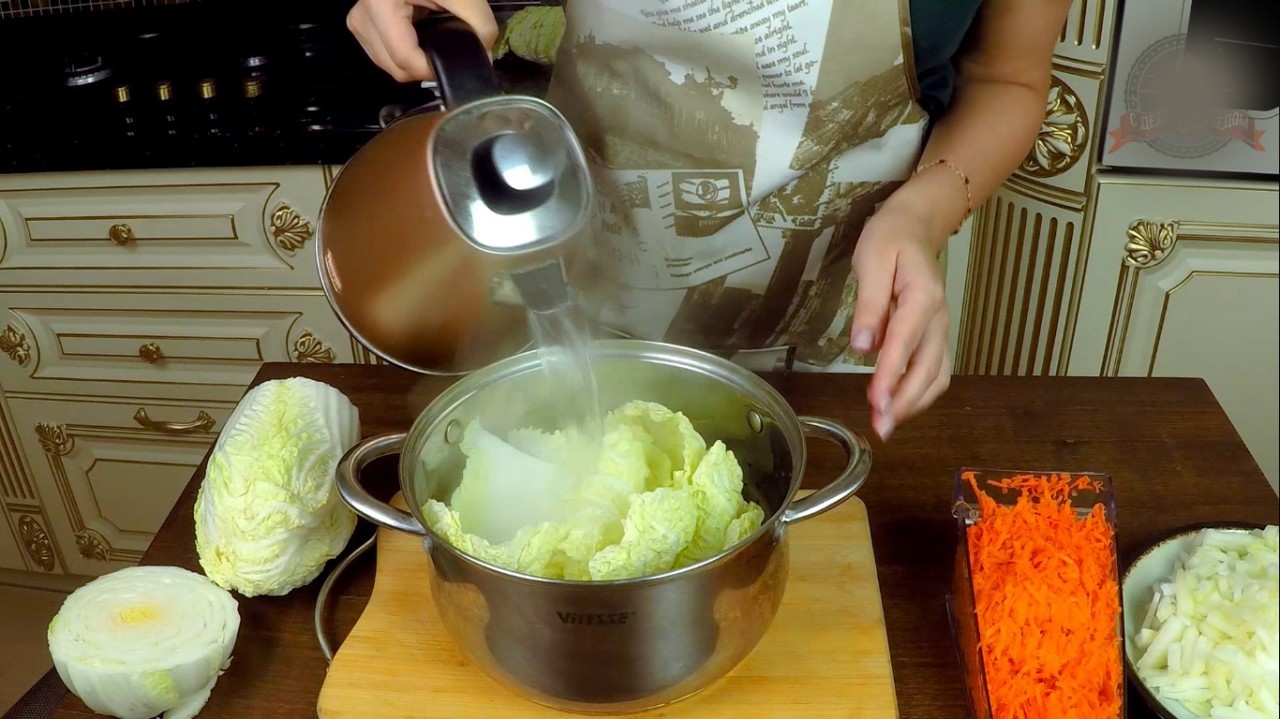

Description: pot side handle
[335,432,428,536]
[781,417,873,526]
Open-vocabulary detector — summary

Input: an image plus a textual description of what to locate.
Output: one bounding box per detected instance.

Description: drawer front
[0,290,354,402]
[6,394,232,576]
[0,167,326,288]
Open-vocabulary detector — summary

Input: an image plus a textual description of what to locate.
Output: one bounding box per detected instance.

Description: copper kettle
[317,16,594,375]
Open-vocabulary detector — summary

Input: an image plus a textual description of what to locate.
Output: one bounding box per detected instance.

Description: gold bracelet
[915,158,972,236]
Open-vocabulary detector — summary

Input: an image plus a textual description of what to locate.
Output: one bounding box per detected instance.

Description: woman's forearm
[883,79,1046,253]
[878,0,1073,254]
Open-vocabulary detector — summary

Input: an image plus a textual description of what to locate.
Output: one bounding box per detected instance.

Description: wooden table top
[35,364,1279,719]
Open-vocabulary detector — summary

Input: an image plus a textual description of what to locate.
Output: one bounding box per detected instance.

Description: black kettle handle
[417,15,504,108]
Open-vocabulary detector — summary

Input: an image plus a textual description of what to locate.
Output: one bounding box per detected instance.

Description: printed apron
[546,0,931,373]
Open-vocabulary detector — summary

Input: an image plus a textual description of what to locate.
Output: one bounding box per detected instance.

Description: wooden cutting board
[318,492,898,718]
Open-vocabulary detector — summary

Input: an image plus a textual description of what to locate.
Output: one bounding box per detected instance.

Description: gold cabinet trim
[17,513,56,572]
[1021,75,1090,179]
[269,203,314,255]
[36,421,73,456]
[294,330,336,363]
[1,323,30,366]
[75,528,109,561]
[1123,220,1178,269]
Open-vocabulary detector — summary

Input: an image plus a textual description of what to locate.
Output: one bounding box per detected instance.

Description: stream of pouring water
[526,300,604,438]
[516,259,606,481]
[524,301,605,490]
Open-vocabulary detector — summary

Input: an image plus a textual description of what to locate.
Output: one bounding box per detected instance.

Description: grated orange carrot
[964,472,1123,719]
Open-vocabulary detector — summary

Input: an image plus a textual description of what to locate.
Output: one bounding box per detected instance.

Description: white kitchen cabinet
[0,164,365,583]
[5,394,235,577]
[1067,175,1279,489]
[0,289,355,403]
[0,166,327,290]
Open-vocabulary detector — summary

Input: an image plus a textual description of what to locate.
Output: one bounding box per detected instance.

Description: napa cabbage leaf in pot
[194,377,361,597]
[422,400,766,582]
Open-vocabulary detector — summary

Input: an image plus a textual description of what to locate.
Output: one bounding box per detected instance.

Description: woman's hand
[849,203,953,442]
[347,0,498,83]
[842,0,1074,441]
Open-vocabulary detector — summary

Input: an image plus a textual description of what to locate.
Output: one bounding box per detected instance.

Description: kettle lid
[430,95,593,255]
[315,15,597,377]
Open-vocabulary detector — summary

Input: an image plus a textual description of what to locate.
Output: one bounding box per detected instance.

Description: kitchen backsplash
[0,0,197,20]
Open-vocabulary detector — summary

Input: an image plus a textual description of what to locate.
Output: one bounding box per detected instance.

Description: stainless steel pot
[335,340,873,714]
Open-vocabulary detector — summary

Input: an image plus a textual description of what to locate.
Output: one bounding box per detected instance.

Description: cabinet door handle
[109,223,134,246]
[133,408,216,434]
[139,342,164,363]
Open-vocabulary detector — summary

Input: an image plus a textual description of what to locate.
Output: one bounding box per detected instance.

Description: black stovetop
[0,0,553,175]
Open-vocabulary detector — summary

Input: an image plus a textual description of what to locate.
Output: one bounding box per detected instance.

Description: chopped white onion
[48,566,241,719]
[1136,526,1280,719]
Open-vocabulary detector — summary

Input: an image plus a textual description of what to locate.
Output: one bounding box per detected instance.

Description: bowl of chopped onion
[1122,522,1279,719]
[946,468,1126,719]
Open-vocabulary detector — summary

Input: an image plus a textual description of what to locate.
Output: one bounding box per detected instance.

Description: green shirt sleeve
[908,0,986,119]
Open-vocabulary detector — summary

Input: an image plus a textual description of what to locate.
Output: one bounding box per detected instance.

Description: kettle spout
[510,259,575,313]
